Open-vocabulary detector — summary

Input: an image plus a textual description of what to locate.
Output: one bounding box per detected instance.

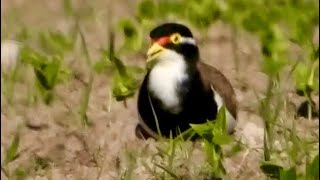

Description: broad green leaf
[16,26,30,42]
[112,72,139,101]
[126,66,145,77]
[203,140,225,177]
[106,29,140,101]
[290,14,315,46]
[118,19,141,52]
[262,56,286,77]
[93,59,113,74]
[39,31,61,55]
[307,66,319,93]
[219,0,249,26]
[19,46,45,65]
[15,167,27,180]
[57,65,72,84]
[109,55,140,101]
[4,130,20,165]
[39,30,73,55]
[242,12,268,33]
[185,0,219,30]
[157,1,183,18]
[20,47,68,103]
[306,154,319,180]
[137,0,156,21]
[49,31,73,51]
[34,56,61,90]
[204,140,215,164]
[216,106,227,133]
[93,50,113,74]
[44,57,61,88]
[34,156,50,170]
[190,123,211,137]
[260,161,283,179]
[260,25,287,57]
[293,62,317,94]
[62,0,74,17]
[312,46,319,60]
[111,56,127,78]
[279,167,296,180]
[212,134,233,146]
[226,142,243,157]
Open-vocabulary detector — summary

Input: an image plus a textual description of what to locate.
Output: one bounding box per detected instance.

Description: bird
[136,23,237,139]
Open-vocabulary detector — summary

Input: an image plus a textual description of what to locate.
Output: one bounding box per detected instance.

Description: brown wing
[197,61,238,119]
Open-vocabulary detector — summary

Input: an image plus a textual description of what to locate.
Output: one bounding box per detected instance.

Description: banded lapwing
[136,23,237,139]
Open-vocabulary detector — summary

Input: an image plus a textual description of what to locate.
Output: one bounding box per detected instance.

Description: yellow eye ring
[170,33,182,44]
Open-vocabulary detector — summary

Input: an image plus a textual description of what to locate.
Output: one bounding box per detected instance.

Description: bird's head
[146,23,199,69]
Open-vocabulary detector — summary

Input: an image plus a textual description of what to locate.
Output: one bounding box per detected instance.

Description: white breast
[147,50,188,113]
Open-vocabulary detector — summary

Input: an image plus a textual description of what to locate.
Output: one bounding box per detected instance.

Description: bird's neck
[147,53,198,114]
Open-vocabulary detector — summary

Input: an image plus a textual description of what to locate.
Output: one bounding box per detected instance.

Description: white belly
[147,51,188,113]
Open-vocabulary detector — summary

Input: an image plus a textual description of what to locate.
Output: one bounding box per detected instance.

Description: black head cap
[150,23,193,39]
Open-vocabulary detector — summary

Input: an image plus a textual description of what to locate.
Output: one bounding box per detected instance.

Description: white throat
[147,50,188,113]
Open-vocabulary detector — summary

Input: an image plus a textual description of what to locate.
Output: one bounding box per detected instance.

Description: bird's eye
[170,33,182,44]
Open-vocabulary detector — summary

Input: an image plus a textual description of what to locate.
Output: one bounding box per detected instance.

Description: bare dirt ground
[1,0,319,180]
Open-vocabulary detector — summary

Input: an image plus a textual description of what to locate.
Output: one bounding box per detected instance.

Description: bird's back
[197,61,238,119]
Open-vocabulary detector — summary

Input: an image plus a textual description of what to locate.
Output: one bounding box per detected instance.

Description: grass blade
[154,163,180,180]
[77,21,93,126]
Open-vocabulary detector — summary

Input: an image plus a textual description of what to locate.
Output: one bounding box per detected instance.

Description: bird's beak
[146,43,164,63]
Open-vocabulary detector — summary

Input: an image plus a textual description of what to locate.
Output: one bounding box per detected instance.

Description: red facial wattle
[152,36,170,46]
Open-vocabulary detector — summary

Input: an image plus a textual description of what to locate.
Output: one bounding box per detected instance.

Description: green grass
[1,0,319,179]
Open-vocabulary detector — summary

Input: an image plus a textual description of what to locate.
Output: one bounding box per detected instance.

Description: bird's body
[136,23,237,139]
